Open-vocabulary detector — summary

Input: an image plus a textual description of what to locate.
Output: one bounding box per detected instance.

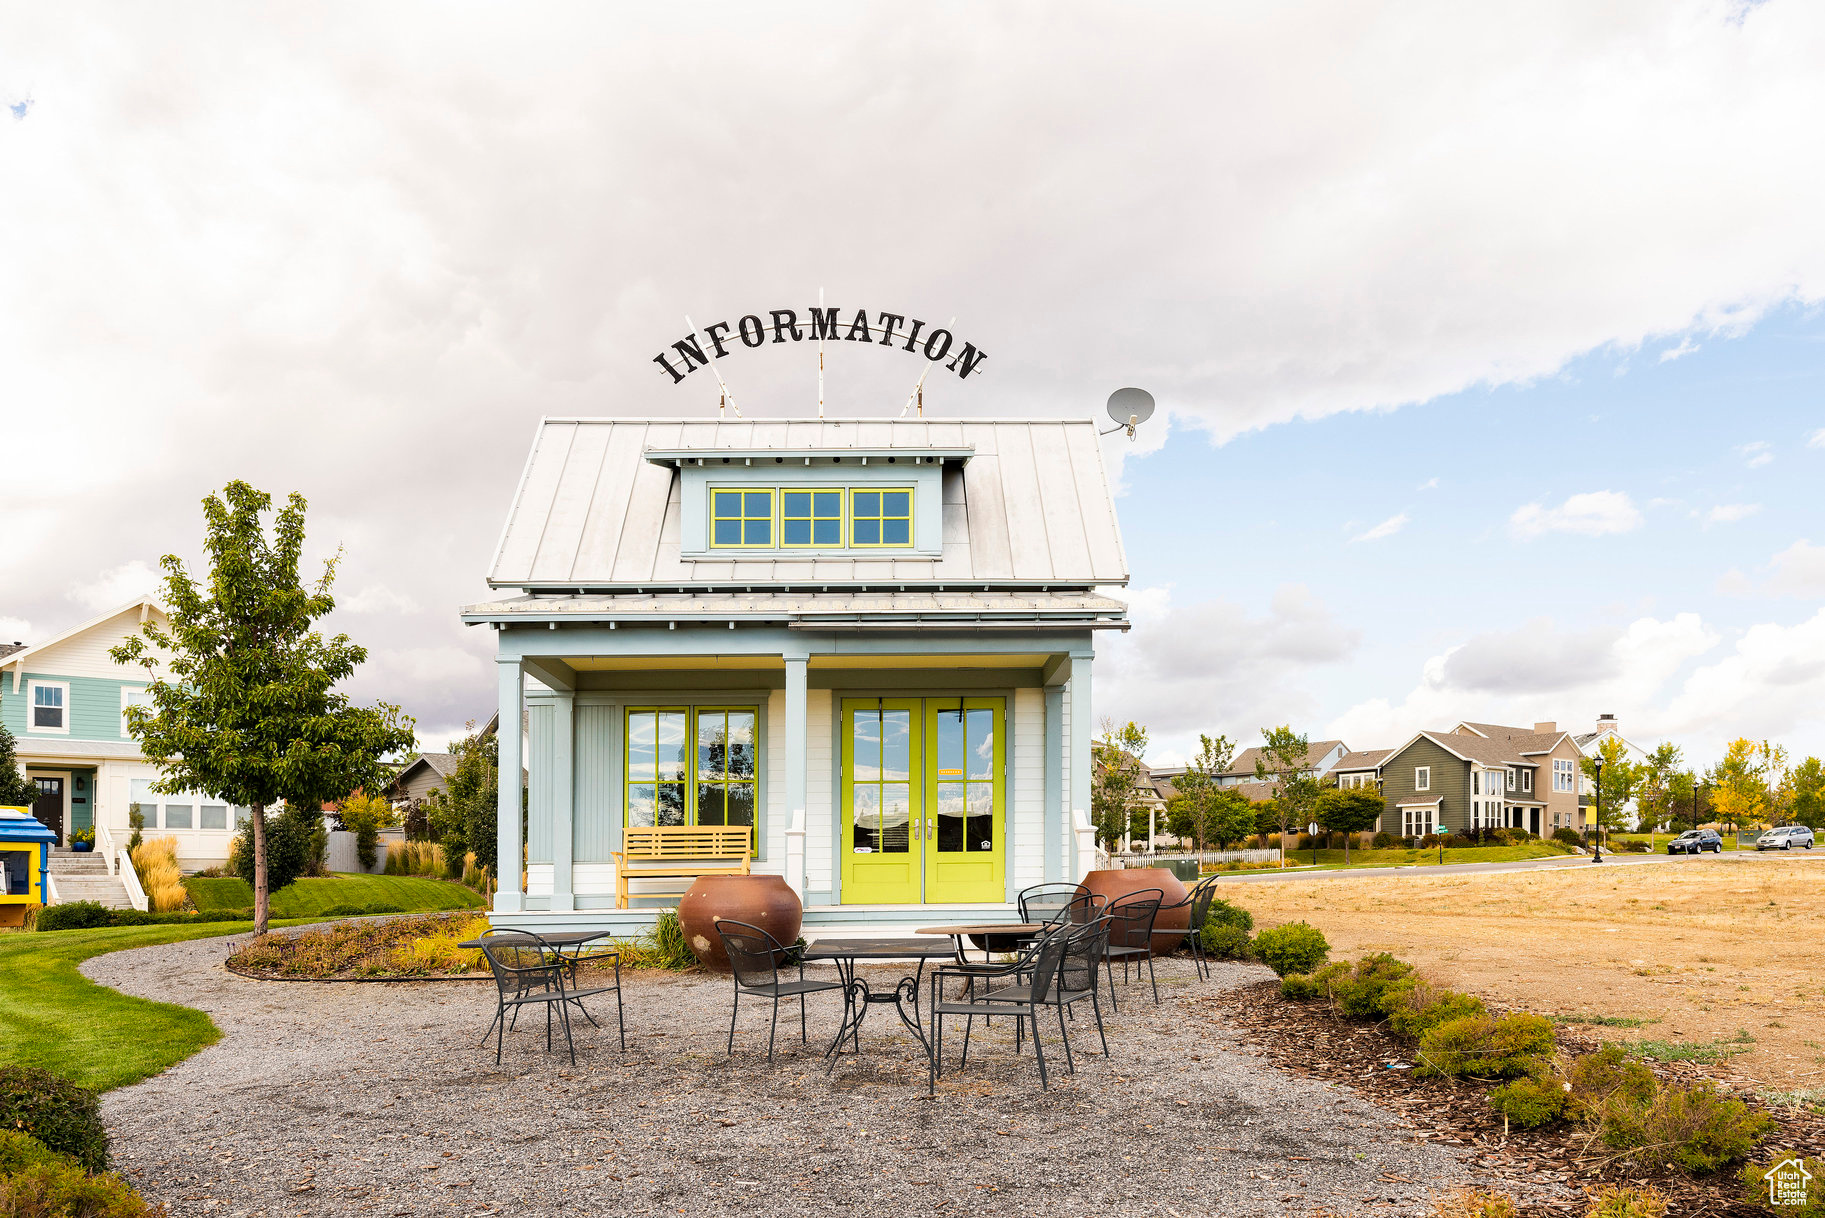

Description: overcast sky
[3,2,1823,768]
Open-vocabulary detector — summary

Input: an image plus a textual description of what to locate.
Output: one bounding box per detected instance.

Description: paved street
[1209,844,1825,885]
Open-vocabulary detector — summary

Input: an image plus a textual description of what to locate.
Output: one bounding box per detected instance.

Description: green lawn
[184,873,485,916]
[1230,841,1578,872]
[0,920,311,1092]
[1608,831,1743,851]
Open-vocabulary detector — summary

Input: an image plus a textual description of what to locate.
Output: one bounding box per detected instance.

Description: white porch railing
[1071,806,1108,879]
[46,873,60,905]
[97,825,118,876]
[118,848,149,912]
[783,807,807,899]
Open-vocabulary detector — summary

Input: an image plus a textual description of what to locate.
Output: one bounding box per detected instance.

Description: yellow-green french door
[840,697,1005,905]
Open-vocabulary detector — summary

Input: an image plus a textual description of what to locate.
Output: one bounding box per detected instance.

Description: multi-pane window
[1507,768,1517,791]
[1401,806,1431,838]
[31,683,65,730]
[850,489,912,547]
[781,490,843,547]
[694,709,757,839]
[1414,766,1430,792]
[131,778,158,830]
[624,707,761,849]
[122,686,153,736]
[933,706,994,852]
[1522,769,1533,793]
[710,490,774,547]
[1471,771,1480,796]
[850,707,912,854]
[1553,759,1575,792]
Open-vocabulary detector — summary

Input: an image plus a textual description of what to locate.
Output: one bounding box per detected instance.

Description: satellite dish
[1102,387,1155,438]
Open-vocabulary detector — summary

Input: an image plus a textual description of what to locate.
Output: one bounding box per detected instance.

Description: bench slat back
[621,825,752,859]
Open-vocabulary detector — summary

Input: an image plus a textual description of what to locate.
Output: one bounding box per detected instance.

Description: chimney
[1533,722,1556,734]
[1597,712,1617,735]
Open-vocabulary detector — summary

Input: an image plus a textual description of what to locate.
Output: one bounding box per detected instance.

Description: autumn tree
[1711,737,1768,836]
[1632,742,1683,833]
[1091,719,1149,851]
[1255,725,1320,866]
[112,481,415,934]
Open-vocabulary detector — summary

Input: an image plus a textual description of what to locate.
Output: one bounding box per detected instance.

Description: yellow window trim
[778,487,846,550]
[847,485,915,549]
[708,487,776,550]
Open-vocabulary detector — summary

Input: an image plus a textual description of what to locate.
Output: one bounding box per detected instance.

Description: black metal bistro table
[459,930,622,1043]
[801,937,952,1071]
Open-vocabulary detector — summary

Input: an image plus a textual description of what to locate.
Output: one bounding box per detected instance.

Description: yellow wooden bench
[613,825,752,909]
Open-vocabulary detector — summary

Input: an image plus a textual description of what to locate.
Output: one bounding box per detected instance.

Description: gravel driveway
[87,933,1485,1217]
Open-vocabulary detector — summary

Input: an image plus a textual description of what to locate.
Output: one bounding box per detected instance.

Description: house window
[625,706,762,849]
[1522,769,1532,793]
[164,794,193,830]
[780,489,843,547]
[1471,771,1480,795]
[130,778,158,830]
[1414,766,1430,792]
[121,686,153,737]
[1507,768,1516,791]
[1554,759,1575,792]
[1401,806,1432,838]
[29,682,68,733]
[710,490,774,547]
[849,488,912,547]
[200,801,228,831]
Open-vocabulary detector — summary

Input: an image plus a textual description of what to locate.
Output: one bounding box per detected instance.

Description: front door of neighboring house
[1530,808,1541,836]
[33,775,67,844]
[840,697,1006,905]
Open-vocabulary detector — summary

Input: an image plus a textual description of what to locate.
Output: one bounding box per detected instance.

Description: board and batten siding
[1011,687,1045,892]
[805,689,835,900]
[1379,737,1470,835]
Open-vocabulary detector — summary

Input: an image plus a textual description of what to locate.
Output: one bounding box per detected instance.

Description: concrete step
[51,877,134,909]
[48,856,113,876]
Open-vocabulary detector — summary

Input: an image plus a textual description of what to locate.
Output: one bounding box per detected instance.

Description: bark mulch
[1198,978,1825,1218]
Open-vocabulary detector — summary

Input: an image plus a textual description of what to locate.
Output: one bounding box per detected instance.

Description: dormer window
[711,490,774,547]
[851,489,912,547]
[782,490,843,547]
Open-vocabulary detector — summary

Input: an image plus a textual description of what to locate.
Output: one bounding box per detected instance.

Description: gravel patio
[87,932,1494,1217]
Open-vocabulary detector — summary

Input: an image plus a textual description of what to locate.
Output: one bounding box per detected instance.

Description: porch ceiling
[808,653,1052,669]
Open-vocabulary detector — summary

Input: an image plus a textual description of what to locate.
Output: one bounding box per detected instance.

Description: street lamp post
[1591,759,1604,863]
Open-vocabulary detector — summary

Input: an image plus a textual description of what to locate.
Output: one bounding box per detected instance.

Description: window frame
[1414,765,1430,792]
[1522,768,1533,793]
[708,487,777,549]
[120,685,152,738]
[622,703,764,856]
[847,485,915,549]
[778,487,846,550]
[27,681,70,735]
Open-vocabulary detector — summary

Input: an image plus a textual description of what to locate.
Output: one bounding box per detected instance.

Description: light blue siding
[575,704,616,863]
[0,672,139,743]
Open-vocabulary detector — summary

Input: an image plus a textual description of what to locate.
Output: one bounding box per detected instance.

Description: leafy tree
[1314,783,1382,861]
[227,806,326,892]
[1711,737,1767,835]
[1669,768,1715,832]
[420,723,502,874]
[0,726,36,809]
[1164,733,1235,855]
[1091,719,1148,850]
[335,791,397,870]
[1209,788,1259,849]
[1761,740,1795,825]
[111,481,415,934]
[1580,736,1639,841]
[1255,725,1320,865]
[1633,742,1683,833]
[1791,757,1825,831]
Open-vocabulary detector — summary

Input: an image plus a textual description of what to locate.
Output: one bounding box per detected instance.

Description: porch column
[550,689,575,912]
[495,657,524,914]
[1069,659,1093,879]
[1043,682,1065,882]
[783,655,808,898]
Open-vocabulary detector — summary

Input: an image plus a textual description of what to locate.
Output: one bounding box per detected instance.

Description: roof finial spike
[686,314,741,418]
[900,316,954,418]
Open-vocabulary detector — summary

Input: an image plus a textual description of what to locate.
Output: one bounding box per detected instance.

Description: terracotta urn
[1082,866,1191,941]
[677,874,803,973]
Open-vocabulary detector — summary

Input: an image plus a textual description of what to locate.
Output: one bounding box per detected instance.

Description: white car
[1756,825,1815,851]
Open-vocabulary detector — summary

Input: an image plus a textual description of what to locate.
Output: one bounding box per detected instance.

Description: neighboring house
[467,416,1129,930]
[389,752,459,805]
[1331,749,1391,790]
[0,599,251,867]
[1573,713,1653,823]
[1371,721,1586,839]
[1217,740,1349,790]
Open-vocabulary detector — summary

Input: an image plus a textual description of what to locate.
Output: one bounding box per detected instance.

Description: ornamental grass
[129,837,186,913]
[228,911,491,979]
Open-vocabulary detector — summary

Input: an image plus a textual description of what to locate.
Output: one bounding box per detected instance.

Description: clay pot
[1082,866,1191,940]
[677,874,803,973]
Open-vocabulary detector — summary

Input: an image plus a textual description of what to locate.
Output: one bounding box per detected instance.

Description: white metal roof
[487,418,1129,589]
[461,589,1129,630]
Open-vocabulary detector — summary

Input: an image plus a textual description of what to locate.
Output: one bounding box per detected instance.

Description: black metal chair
[477,930,619,1065]
[928,923,1078,1092]
[1102,889,1163,1008]
[715,919,846,1062]
[1156,876,1223,981]
[1017,882,1093,925]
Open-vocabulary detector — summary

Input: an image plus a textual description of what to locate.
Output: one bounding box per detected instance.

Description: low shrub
[1204,898,1253,934]
[1414,1013,1556,1080]
[33,902,113,933]
[1328,952,1416,1020]
[1251,921,1329,977]
[1383,976,1488,1040]
[0,1156,164,1217]
[1553,827,1583,847]
[386,913,490,974]
[1418,833,1441,850]
[1594,1077,1774,1174]
[1372,831,1397,848]
[1200,923,1253,961]
[0,1130,66,1175]
[1445,833,1478,849]
[0,1066,108,1173]
[648,907,696,970]
[1489,1073,1569,1129]
[228,912,489,978]
[1739,1150,1825,1216]
[1584,1186,1669,1218]
[1280,972,1322,1000]
[1428,1188,1519,1218]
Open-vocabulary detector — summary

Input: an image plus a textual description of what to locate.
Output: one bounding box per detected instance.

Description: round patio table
[914,922,1047,962]
[801,937,953,1073]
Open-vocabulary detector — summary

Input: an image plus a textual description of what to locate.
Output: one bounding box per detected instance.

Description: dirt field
[1220,853,1825,1091]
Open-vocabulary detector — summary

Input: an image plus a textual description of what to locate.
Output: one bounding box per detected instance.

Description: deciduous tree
[1163,733,1234,855]
[0,726,37,809]
[1314,783,1382,861]
[1633,742,1683,833]
[112,481,415,935]
[1711,737,1767,836]
[1091,719,1148,851]
[1792,757,1825,830]
[1580,736,1639,839]
[1256,725,1320,866]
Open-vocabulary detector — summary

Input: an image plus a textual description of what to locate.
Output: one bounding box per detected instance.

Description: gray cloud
[1436,619,1622,695]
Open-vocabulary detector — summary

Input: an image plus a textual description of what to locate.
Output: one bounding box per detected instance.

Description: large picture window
[624,706,761,849]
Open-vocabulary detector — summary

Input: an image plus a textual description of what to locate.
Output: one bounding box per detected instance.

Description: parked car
[1667,829,1723,854]
[1756,825,1815,851]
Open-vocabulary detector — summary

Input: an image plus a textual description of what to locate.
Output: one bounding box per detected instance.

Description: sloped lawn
[184,873,484,916]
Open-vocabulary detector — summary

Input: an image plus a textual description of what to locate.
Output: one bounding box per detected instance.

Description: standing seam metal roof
[487,418,1129,588]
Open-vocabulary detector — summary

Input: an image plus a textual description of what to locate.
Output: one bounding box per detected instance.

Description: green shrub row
[1196,906,1330,976]
[36,901,261,932]
[0,1067,108,1174]
[1276,954,1775,1176]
